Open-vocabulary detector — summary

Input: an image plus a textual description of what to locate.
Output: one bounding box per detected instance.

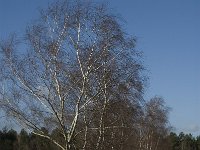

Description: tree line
[1,127,200,150]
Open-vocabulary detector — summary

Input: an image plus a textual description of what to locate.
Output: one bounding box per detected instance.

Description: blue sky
[1,0,200,135]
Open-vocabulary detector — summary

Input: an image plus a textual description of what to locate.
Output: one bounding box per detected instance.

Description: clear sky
[0,0,200,135]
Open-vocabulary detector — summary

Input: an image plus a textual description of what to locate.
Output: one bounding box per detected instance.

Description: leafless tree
[0,0,145,149]
[137,96,171,150]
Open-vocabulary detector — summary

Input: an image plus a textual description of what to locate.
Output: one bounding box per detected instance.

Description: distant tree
[196,136,200,150]
[137,96,171,150]
[0,128,18,150]
[0,0,145,149]
[178,132,197,150]
[166,132,199,150]
[168,132,180,150]
[18,129,30,150]
[184,133,197,150]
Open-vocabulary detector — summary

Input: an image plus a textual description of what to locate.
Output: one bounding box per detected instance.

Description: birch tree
[137,96,170,150]
[0,0,145,149]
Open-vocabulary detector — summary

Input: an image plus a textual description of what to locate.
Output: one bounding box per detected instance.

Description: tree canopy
[0,0,172,150]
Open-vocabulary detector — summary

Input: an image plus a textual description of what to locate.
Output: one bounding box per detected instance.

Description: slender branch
[32,131,65,150]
